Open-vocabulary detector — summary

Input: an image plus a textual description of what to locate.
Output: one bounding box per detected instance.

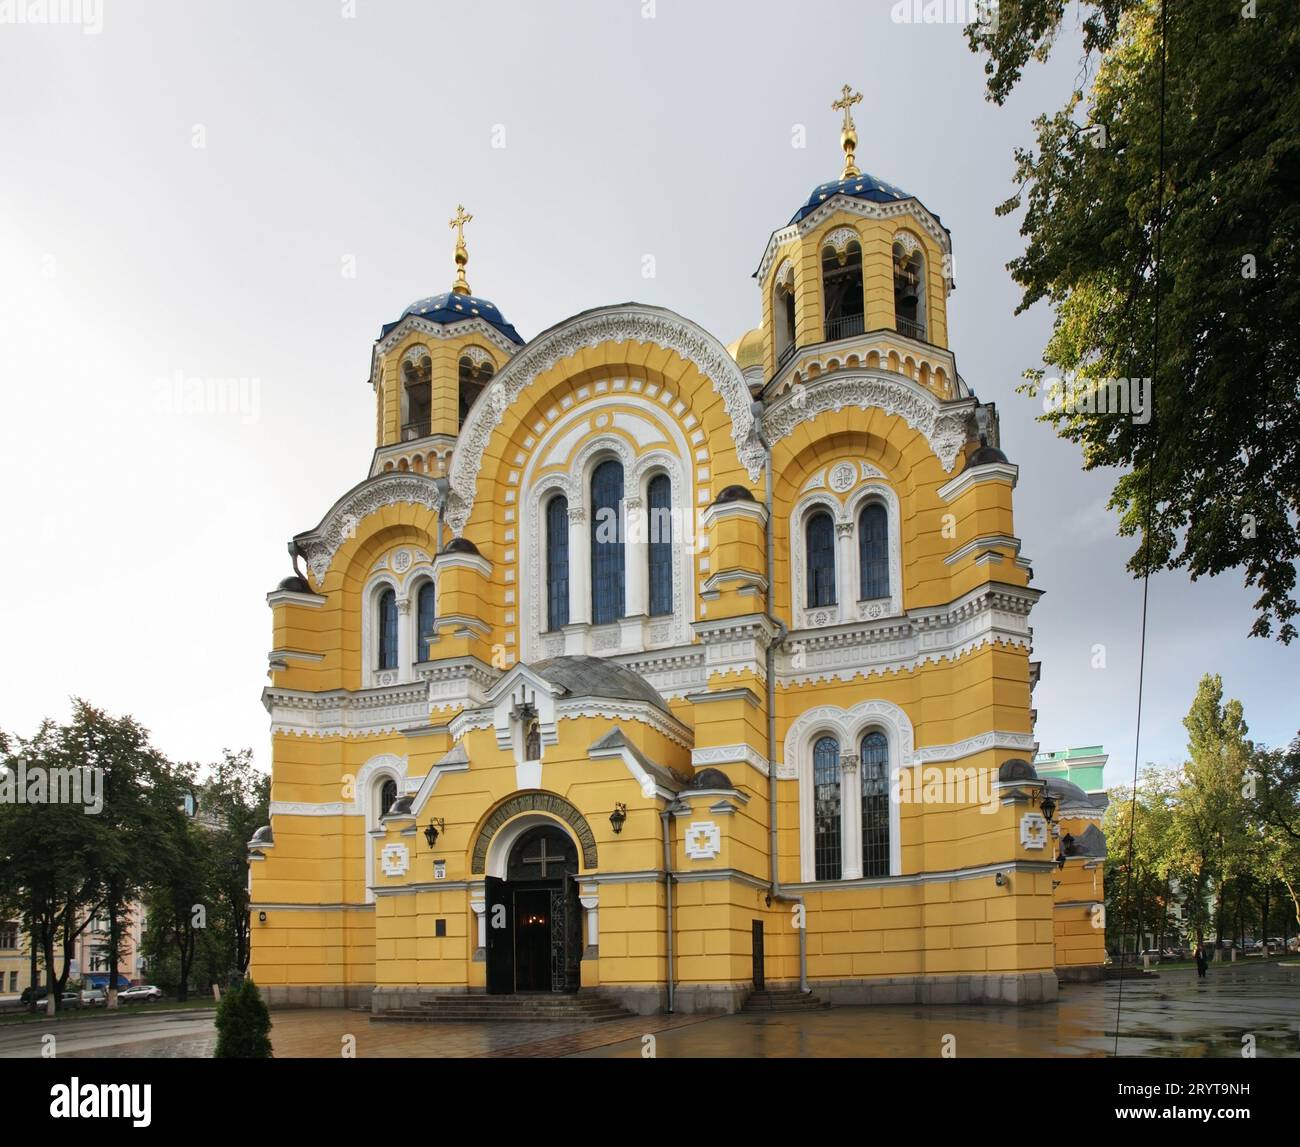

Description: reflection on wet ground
[2,959,1293,1058]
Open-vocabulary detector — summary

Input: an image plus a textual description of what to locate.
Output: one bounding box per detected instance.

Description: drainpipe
[757,411,809,994]
[661,803,677,1013]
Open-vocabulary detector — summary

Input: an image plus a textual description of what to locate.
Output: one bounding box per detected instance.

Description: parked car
[119,984,163,1002]
[1161,946,1188,961]
[60,991,82,1008]
[80,988,107,1007]
[1140,948,1163,964]
[19,985,48,1005]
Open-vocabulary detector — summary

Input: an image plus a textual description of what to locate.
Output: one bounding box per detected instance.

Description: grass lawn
[0,997,217,1027]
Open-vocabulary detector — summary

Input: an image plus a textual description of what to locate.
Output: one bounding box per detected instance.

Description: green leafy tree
[1104,767,1178,954]
[214,978,273,1058]
[201,750,268,977]
[1168,675,1254,945]
[967,0,1300,641]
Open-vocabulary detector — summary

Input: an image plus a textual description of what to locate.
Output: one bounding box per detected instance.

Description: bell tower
[368,207,525,478]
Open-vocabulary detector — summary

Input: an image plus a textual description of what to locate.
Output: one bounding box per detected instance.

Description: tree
[214,978,273,1058]
[143,761,210,1002]
[1168,674,1254,945]
[0,718,105,1012]
[967,0,1300,641]
[200,750,268,977]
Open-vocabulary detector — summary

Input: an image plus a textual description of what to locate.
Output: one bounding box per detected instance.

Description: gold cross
[832,83,862,126]
[448,204,473,294]
[832,84,863,179]
[448,203,473,246]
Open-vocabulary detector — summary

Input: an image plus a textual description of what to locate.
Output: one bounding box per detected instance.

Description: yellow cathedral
[250,89,1105,1017]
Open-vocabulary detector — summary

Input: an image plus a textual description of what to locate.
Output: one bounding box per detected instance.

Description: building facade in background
[251,92,1100,1012]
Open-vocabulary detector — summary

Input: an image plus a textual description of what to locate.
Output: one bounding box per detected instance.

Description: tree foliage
[968,0,1300,641]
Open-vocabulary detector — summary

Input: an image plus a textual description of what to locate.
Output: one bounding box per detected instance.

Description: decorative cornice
[294,472,442,587]
[699,499,769,528]
[266,589,328,609]
[755,195,951,286]
[369,317,518,389]
[762,370,974,474]
[943,534,1021,566]
[446,304,763,533]
[263,682,432,739]
[691,743,770,776]
[936,461,1019,502]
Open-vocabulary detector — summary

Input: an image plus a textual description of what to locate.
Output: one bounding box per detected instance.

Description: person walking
[1195,946,1207,979]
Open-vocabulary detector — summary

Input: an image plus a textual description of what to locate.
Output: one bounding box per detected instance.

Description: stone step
[370,993,635,1024]
[742,990,828,1012]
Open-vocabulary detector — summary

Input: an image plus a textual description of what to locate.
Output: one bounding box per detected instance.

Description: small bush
[214,978,273,1058]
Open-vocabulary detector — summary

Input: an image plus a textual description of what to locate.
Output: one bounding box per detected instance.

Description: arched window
[416,581,436,662]
[805,512,837,608]
[402,354,432,440]
[545,495,570,631]
[377,589,398,670]
[458,355,495,430]
[822,239,864,341]
[893,243,926,340]
[860,731,890,877]
[647,474,673,617]
[813,735,842,881]
[590,460,625,625]
[858,503,889,601]
[774,281,796,365]
[378,778,398,819]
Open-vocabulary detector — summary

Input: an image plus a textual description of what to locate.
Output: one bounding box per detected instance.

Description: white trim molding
[762,370,973,474]
[788,698,911,882]
[295,472,442,587]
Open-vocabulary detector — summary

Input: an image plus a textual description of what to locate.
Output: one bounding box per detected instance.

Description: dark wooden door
[752,920,765,990]
[486,876,513,994]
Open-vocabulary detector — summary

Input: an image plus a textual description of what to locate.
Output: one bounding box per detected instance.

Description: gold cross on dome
[449,203,473,246]
[832,84,864,179]
[832,83,862,125]
[448,204,473,295]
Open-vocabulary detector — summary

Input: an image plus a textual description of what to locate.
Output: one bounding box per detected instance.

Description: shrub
[214,978,273,1058]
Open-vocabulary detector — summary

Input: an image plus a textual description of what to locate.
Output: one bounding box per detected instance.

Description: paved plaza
[1,961,1294,1059]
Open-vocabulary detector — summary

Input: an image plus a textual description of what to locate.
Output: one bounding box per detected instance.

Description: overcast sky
[1,1,1295,788]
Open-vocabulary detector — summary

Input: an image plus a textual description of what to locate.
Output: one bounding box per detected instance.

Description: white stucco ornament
[685,821,721,860]
[1019,813,1048,851]
[381,843,410,876]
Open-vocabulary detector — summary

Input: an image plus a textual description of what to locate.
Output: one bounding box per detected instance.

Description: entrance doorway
[486,825,582,994]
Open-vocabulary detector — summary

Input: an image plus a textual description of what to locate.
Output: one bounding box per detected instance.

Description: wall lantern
[609,803,627,835]
[257,911,267,924]
[1039,792,1058,825]
[424,818,445,848]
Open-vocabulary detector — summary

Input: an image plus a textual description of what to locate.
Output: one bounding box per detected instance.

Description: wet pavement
[0,960,1293,1058]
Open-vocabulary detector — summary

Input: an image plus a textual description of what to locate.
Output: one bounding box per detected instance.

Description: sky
[0,0,1295,789]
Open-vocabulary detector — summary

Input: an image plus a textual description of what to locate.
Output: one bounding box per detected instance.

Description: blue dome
[382,291,524,344]
[790,173,914,224]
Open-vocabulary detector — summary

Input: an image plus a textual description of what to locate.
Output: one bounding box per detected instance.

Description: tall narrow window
[858,503,890,601]
[402,354,432,441]
[416,581,436,662]
[377,588,398,670]
[822,239,864,341]
[893,243,926,340]
[774,282,796,365]
[379,778,398,819]
[458,355,495,430]
[590,460,625,625]
[813,735,842,881]
[860,731,890,877]
[647,473,673,617]
[546,495,570,631]
[806,512,837,608]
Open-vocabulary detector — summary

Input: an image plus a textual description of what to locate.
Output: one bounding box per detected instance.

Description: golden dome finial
[449,203,473,295]
[832,83,863,180]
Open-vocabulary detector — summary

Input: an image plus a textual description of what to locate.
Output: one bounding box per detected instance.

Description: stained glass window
[546,495,570,630]
[806,511,836,607]
[861,731,890,877]
[859,503,889,601]
[377,588,397,670]
[647,473,673,617]
[813,735,842,881]
[591,460,625,625]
